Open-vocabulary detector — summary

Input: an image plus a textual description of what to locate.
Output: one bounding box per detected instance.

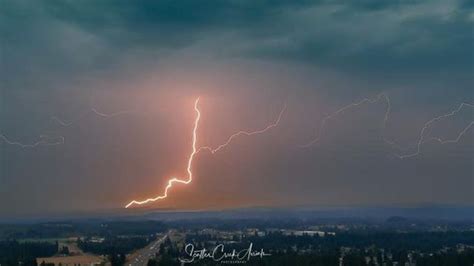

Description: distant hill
[1,204,472,223]
[139,205,474,222]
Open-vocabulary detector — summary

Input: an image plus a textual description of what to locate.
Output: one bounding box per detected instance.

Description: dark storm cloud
[244,1,473,76]
[1,0,311,90]
[3,0,472,83]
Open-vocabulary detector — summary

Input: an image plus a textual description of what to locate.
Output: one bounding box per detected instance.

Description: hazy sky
[0,0,473,217]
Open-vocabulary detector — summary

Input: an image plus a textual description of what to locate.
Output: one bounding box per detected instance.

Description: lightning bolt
[300,94,473,158]
[125,98,201,208]
[1,106,136,148]
[396,102,474,159]
[52,107,138,127]
[0,134,64,148]
[300,93,391,148]
[125,98,286,208]
[197,104,286,154]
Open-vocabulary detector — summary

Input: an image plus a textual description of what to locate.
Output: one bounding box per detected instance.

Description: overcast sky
[0,0,472,217]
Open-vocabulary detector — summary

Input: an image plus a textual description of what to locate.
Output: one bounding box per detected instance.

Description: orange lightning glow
[125,97,201,208]
[124,98,286,208]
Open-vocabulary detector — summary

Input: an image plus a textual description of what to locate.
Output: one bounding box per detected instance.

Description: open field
[36,255,104,266]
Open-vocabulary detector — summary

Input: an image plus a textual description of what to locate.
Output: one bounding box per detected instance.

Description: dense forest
[0,240,57,266]
[0,221,166,239]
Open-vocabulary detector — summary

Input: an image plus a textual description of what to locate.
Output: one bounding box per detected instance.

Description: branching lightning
[301,94,473,158]
[395,103,474,159]
[125,98,286,208]
[4,90,470,208]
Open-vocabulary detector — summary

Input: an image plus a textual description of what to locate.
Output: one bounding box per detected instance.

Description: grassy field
[36,254,104,265]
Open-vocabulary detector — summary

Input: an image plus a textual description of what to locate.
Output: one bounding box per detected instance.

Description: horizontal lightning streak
[0,106,138,148]
[301,94,473,158]
[52,108,138,127]
[197,104,286,154]
[300,93,390,148]
[0,134,64,148]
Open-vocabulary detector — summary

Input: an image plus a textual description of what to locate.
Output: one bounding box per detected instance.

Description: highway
[127,234,168,266]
